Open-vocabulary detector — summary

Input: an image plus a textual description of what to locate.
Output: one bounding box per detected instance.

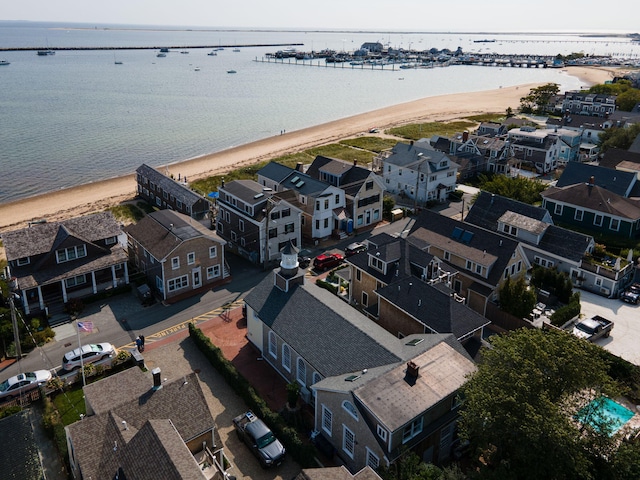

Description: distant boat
[233,48,241,52]
[180,51,189,54]
[157,53,167,57]
[159,48,169,53]
[114,53,123,65]
[37,50,55,56]
[194,67,201,71]
[0,60,10,66]
[207,50,217,56]
[227,69,237,74]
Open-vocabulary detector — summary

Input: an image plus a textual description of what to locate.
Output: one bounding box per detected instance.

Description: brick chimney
[462,131,469,141]
[406,361,419,378]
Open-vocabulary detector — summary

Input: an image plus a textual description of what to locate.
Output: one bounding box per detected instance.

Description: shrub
[316,279,338,294]
[42,397,68,461]
[188,324,316,467]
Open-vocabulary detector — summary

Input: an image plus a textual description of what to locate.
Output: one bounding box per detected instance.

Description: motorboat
[227,69,237,74]
[157,53,167,57]
[37,50,55,56]
[0,60,10,66]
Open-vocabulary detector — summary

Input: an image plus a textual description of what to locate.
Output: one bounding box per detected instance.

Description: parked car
[62,343,116,371]
[233,410,286,468]
[621,283,640,304]
[0,370,52,400]
[345,242,367,257]
[297,249,312,269]
[313,252,344,271]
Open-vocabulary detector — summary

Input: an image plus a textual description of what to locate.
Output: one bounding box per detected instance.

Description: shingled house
[125,210,229,303]
[66,367,226,480]
[243,245,476,471]
[2,212,129,317]
[136,164,211,223]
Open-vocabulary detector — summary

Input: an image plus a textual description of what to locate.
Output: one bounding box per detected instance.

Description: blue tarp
[208,192,219,199]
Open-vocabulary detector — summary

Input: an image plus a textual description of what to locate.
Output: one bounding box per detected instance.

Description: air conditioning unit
[600,287,610,296]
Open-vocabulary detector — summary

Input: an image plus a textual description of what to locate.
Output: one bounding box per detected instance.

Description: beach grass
[465,113,507,123]
[340,137,400,152]
[108,203,146,223]
[388,120,478,140]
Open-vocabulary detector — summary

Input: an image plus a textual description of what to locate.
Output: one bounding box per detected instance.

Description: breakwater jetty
[0,43,304,53]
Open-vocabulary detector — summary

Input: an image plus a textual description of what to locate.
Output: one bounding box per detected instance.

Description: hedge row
[188,323,316,467]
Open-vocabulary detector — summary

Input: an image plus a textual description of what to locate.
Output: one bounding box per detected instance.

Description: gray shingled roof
[125,210,224,260]
[0,411,42,480]
[136,163,206,207]
[542,184,640,220]
[2,211,121,260]
[67,369,212,479]
[222,179,273,204]
[409,209,519,288]
[376,276,489,339]
[245,272,420,377]
[385,142,450,171]
[465,191,550,231]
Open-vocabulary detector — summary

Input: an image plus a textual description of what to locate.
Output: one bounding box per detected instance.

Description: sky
[2,0,639,33]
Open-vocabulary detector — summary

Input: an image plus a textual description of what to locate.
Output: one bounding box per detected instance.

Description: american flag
[77,321,94,333]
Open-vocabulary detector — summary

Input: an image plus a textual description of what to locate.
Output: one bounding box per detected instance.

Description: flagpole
[76,319,86,387]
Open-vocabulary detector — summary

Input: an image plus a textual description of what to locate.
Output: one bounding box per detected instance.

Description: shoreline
[0,66,615,232]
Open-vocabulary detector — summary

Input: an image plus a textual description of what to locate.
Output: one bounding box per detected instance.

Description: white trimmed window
[206,265,220,279]
[362,292,368,307]
[187,252,196,265]
[171,257,180,270]
[282,344,291,372]
[167,275,189,292]
[342,401,358,420]
[594,214,603,227]
[343,426,355,459]
[239,219,245,232]
[322,405,332,436]
[402,417,424,444]
[554,204,563,215]
[377,424,388,441]
[65,274,87,288]
[209,246,217,258]
[56,245,87,263]
[366,448,380,469]
[268,331,277,358]
[610,218,620,231]
[575,209,584,221]
[296,358,306,386]
[17,257,30,266]
[105,236,117,245]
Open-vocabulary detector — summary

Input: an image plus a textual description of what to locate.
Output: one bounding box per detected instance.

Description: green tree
[616,89,640,112]
[476,174,547,205]
[383,195,396,219]
[460,328,621,480]
[519,83,560,114]
[378,451,449,480]
[498,277,536,319]
[599,123,640,152]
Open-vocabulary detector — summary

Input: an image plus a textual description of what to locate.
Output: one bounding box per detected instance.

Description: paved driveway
[579,289,640,365]
[143,337,301,480]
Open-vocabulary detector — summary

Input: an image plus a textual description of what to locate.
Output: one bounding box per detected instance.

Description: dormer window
[16,257,31,266]
[56,245,87,263]
[105,236,117,245]
[369,255,385,273]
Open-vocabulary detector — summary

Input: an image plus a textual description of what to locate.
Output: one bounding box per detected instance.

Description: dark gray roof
[385,142,450,172]
[221,179,273,205]
[409,209,520,288]
[125,210,224,260]
[546,114,607,131]
[258,161,298,183]
[0,411,42,480]
[307,156,372,187]
[556,162,636,197]
[258,162,334,197]
[465,191,550,231]
[377,277,489,339]
[2,211,121,261]
[136,163,205,206]
[542,184,640,220]
[465,191,592,263]
[599,147,640,169]
[244,271,434,377]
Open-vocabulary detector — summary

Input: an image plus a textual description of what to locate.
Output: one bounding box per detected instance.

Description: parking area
[579,289,640,365]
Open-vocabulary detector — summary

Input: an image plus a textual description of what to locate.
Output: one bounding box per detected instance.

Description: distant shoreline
[0,65,615,233]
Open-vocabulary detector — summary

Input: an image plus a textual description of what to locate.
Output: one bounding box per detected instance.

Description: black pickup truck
[233,411,286,468]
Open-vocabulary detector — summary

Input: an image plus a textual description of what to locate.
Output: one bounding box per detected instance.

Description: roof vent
[152,367,162,390]
[405,361,420,385]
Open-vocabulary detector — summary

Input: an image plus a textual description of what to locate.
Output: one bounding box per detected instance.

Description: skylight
[461,230,474,244]
[296,180,305,188]
[345,374,361,382]
[290,175,300,184]
[406,338,424,346]
[254,193,264,199]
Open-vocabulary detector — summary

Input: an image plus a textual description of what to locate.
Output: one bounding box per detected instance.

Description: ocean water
[1,22,637,204]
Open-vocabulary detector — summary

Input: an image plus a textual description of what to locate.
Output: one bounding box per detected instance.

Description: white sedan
[62,343,116,372]
[0,370,53,400]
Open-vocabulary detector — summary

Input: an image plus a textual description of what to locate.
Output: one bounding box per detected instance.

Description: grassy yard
[388,120,478,140]
[53,387,86,425]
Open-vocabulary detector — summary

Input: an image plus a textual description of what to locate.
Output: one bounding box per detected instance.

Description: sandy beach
[0,66,616,232]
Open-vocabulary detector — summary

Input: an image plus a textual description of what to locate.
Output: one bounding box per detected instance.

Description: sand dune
[0,66,615,232]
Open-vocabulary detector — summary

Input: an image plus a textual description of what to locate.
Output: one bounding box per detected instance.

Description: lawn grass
[388,120,478,140]
[53,387,86,425]
[464,113,506,123]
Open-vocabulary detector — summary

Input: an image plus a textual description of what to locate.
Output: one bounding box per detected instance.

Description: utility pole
[413,153,427,214]
[9,294,22,359]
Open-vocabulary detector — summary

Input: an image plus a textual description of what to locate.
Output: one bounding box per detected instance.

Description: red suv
[313,253,344,271]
